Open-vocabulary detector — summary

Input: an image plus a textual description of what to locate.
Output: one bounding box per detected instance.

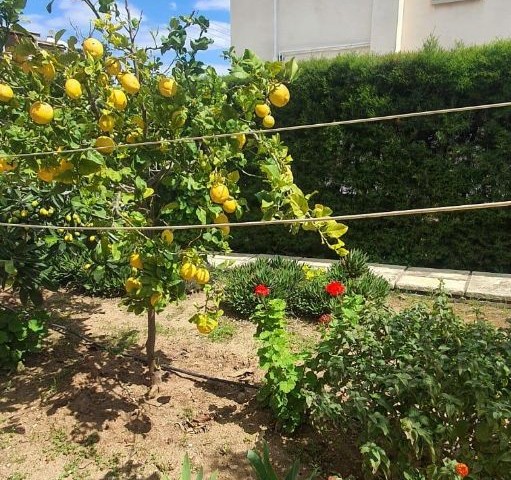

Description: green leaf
[180,454,192,480]
[46,0,56,13]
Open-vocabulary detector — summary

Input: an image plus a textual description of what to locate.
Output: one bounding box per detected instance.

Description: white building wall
[230,0,511,61]
[401,0,511,51]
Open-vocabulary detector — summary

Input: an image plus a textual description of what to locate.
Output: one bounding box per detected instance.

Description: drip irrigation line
[49,323,258,390]
[2,100,511,160]
[1,200,511,232]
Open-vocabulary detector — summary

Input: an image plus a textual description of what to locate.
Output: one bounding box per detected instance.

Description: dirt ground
[1,290,510,480]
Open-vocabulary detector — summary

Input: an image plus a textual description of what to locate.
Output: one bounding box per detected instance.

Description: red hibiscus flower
[325,281,346,297]
[254,284,270,297]
[455,463,469,478]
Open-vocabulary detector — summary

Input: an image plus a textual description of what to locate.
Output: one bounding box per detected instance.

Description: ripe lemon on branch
[158,77,177,97]
[210,184,229,204]
[83,38,104,59]
[108,89,127,110]
[269,83,290,107]
[255,103,270,118]
[30,101,54,125]
[95,136,116,155]
[0,83,14,102]
[65,79,82,100]
[120,72,140,94]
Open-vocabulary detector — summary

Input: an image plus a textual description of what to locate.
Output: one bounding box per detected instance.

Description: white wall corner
[370,0,403,53]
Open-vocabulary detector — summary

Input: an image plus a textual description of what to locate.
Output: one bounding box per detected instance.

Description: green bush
[0,307,49,371]
[219,250,389,318]
[231,40,511,272]
[302,291,511,479]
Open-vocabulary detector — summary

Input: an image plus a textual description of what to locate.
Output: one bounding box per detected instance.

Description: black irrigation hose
[49,323,259,390]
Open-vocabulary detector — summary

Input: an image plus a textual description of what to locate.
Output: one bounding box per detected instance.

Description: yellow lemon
[161,229,174,245]
[89,235,96,242]
[105,57,121,76]
[120,72,140,94]
[150,292,162,307]
[95,136,116,155]
[108,89,127,111]
[65,79,82,100]
[0,158,16,173]
[125,277,141,293]
[214,213,230,236]
[236,133,246,149]
[37,168,56,182]
[30,101,54,125]
[171,109,187,128]
[255,103,270,118]
[132,115,145,129]
[64,233,73,242]
[125,132,140,144]
[39,208,49,216]
[180,262,197,281]
[130,253,143,269]
[194,268,210,285]
[222,198,237,214]
[210,184,229,204]
[0,84,14,102]
[262,115,275,129]
[83,38,104,59]
[98,114,115,132]
[196,315,218,334]
[269,83,290,108]
[158,77,177,97]
[40,62,56,82]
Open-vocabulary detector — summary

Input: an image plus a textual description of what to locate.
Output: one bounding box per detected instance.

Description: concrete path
[208,253,511,303]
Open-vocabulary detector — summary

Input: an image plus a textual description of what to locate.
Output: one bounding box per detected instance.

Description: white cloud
[194,0,230,11]
[22,0,95,37]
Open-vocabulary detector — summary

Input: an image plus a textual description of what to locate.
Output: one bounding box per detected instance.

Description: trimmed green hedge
[231,40,511,272]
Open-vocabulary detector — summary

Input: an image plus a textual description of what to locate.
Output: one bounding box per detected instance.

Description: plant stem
[146,306,156,383]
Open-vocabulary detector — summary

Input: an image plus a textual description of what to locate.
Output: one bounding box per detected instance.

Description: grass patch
[105,328,139,354]
[208,321,237,342]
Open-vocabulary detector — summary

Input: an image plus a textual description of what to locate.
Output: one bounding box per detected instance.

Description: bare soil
[1,291,510,480]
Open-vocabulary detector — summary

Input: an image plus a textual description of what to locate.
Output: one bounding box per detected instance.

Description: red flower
[254,284,270,297]
[455,463,469,478]
[318,313,332,325]
[325,281,346,297]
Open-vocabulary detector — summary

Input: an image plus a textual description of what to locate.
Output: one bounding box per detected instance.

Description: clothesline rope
[1,200,510,232]
[2,100,511,160]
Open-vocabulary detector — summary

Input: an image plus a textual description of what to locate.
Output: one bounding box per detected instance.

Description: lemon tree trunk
[146,307,157,384]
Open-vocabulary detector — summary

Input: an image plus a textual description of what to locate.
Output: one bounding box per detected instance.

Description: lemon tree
[0,0,348,383]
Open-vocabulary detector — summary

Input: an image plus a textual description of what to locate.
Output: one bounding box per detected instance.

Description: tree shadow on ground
[189,379,362,480]
[0,291,174,442]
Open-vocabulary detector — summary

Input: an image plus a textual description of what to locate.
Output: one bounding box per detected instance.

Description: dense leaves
[232,39,511,272]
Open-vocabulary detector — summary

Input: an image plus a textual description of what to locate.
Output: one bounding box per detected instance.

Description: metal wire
[1,200,510,232]
[2,100,511,160]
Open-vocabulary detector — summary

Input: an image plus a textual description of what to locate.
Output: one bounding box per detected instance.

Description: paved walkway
[208,253,511,303]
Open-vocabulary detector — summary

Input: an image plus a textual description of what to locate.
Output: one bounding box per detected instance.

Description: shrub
[220,250,389,318]
[231,40,511,272]
[303,290,511,479]
[0,307,49,371]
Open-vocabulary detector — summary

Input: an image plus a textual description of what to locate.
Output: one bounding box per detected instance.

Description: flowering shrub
[302,290,511,479]
[325,280,346,297]
[220,252,388,318]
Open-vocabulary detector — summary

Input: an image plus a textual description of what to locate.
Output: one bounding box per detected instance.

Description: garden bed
[0,291,509,480]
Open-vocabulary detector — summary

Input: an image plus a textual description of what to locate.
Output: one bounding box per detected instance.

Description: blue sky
[21,0,231,73]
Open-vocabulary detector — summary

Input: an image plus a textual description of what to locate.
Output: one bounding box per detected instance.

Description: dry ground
[1,290,510,480]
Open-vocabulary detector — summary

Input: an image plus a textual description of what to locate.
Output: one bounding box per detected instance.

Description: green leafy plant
[247,441,318,480]
[220,251,388,318]
[303,289,511,479]
[178,453,218,480]
[0,306,49,370]
[251,296,308,432]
